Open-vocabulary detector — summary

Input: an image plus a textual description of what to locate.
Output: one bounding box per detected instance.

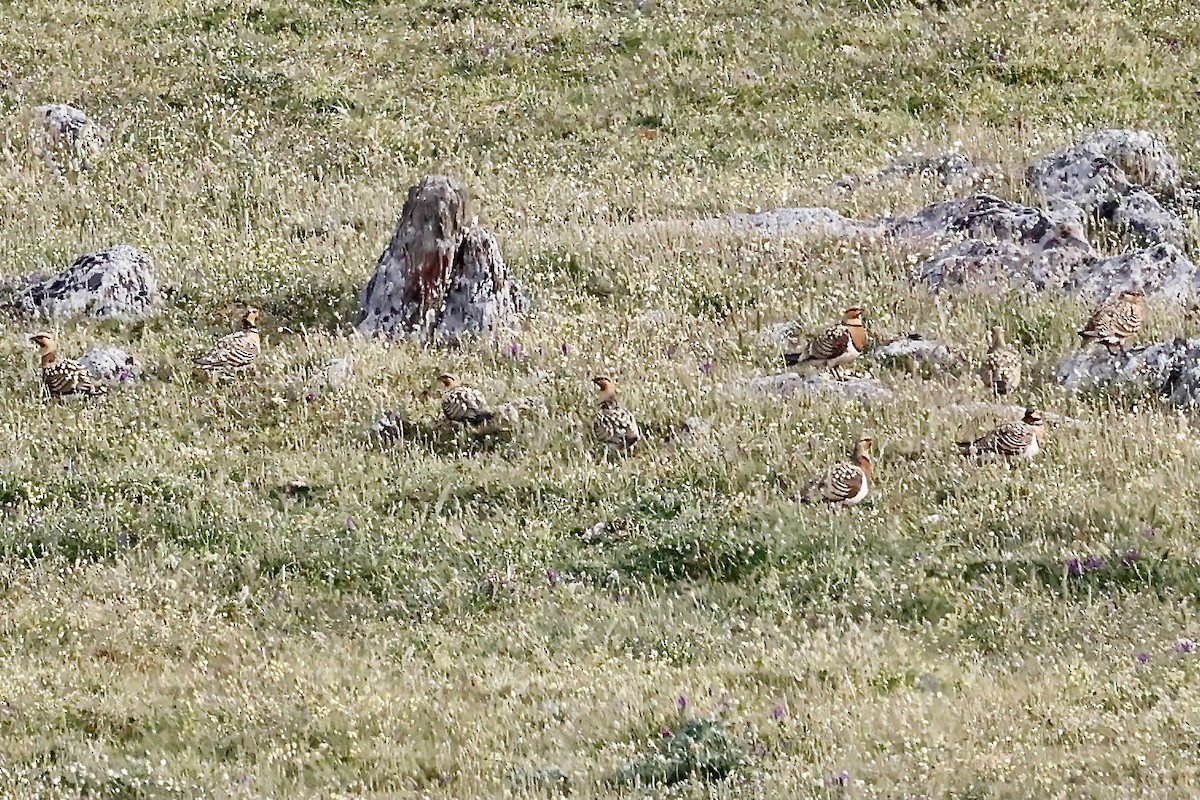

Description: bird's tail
[783,351,808,368]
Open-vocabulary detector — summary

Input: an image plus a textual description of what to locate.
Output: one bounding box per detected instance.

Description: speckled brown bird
[784,307,867,380]
[194,308,261,372]
[957,407,1045,460]
[1079,290,1145,356]
[30,333,107,398]
[979,326,1022,395]
[802,436,873,506]
[592,376,640,451]
[438,373,494,426]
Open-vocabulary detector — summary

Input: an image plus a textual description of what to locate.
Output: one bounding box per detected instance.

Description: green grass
[1,0,1200,796]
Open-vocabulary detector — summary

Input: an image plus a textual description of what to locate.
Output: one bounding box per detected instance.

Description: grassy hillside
[1,0,1200,797]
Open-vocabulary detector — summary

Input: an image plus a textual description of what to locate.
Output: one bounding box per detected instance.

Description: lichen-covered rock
[722,206,882,239]
[79,347,137,386]
[918,239,1080,292]
[869,334,965,374]
[13,245,163,321]
[889,193,1089,247]
[1065,243,1199,305]
[357,175,526,343]
[1055,340,1185,396]
[33,104,108,173]
[837,151,995,192]
[748,371,892,404]
[1027,130,1184,247]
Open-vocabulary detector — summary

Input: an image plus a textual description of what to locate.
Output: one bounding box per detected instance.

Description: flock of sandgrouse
[29,288,1147,507]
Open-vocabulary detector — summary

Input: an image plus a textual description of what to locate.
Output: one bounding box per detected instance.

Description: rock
[371,410,408,443]
[12,245,163,321]
[722,207,882,239]
[917,238,1081,292]
[322,357,353,391]
[33,103,107,173]
[889,193,1089,248]
[79,347,137,386]
[478,395,548,435]
[357,175,526,343]
[1027,130,1184,247]
[869,334,965,373]
[946,401,1085,429]
[837,151,995,192]
[1065,243,1199,305]
[748,371,892,404]
[1055,340,1185,396]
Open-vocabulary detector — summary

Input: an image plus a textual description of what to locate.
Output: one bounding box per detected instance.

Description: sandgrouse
[437,373,494,426]
[784,307,866,380]
[802,436,873,506]
[957,407,1045,461]
[979,326,1022,395]
[592,376,640,451]
[194,307,262,372]
[30,333,108,398]
[1078,289,1145,356]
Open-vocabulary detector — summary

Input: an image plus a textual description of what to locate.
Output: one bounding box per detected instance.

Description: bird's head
[1121,289,1145,305]
[437,373,458,389]
[29,333,54,352]
[842,307,864,323]
[990,325,1006,346]
[853,435,873,476]
[242,307,260,328]
[593,375,614,391]
[1023,407,1044,426]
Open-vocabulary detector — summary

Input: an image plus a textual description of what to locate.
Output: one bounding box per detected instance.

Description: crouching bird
[801,436,873,506]
[1078,289,1144,356]
[30,333,107,399]
[957,407,1045,461]
[438,373,494,426]
[194,307,262,374]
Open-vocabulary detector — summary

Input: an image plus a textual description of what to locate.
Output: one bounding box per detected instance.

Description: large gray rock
[898,194,1093,291]
[1027,130,1184,247]
[868,334,965,373]
[357,175,526,343]
[1065,243,1199,305]
[13,245,163,321]
[1055,339,1200,404]
[33,104,108,173]
[837,151,995,192]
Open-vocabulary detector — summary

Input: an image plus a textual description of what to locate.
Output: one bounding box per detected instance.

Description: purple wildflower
[345,517,356,531]
[827,770,850,787]
[118,369,135,384]
[699,361,713,375]
[545,569,560,586]
[771,705,786,720]
[660,727,672,738]
[559,342,568,356]
[1177,638,1194,653]
[1083,555,1105,572]
[1065,558,1082,578]
[676,695,688,712]
[1121,549,1141,567]
[1136,652,1149,664]
[305,392,318,403]
[504,341,524,360]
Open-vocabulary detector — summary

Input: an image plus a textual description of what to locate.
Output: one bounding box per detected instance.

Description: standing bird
[802,436,873,506]
[194,307,262,373]
[1078,290,1145,356]
[957,407,1045,461]
[437,373,494,426]
[784,307,867,380]
[29,333,107,398]
[591,375,640,451]
[979,326,1022,395]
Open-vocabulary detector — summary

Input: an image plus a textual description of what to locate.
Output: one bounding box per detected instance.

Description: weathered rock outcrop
[33,104,107,173]
[837,151,994,192]
[357,175,526,343]
[1027,129,1183,247]
[722,207,882,239]
[748,371,893,404]
[13,245,162,321]
[1065,244,1199,305]
[1056,338,1200,407]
